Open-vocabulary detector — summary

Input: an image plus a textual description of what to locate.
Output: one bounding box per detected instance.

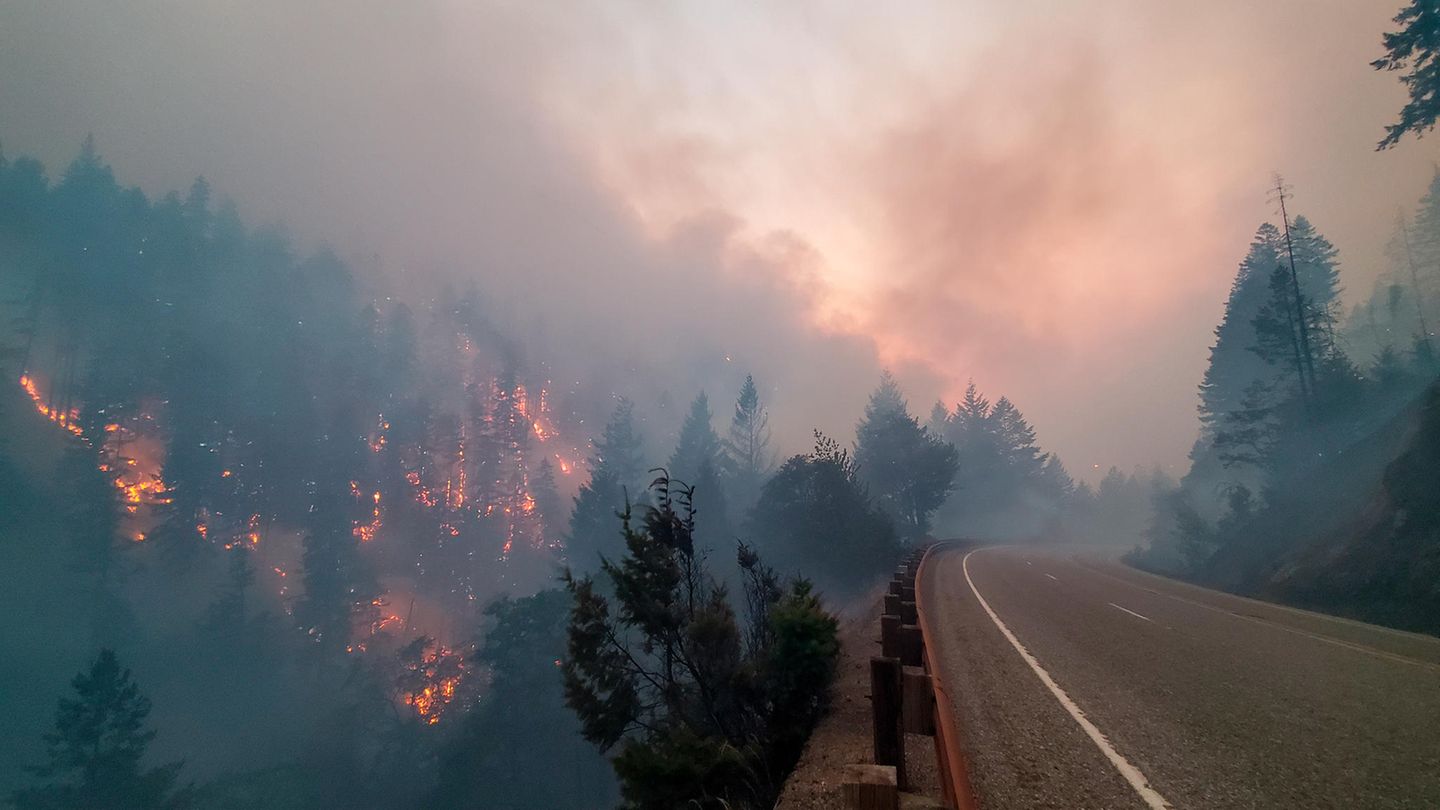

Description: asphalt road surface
[920,544,1440,809]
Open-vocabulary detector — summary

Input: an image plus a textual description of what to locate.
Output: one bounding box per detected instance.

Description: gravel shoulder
[775,584,939,809]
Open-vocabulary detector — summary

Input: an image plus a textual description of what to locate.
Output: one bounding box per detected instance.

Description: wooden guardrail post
[870,656,907,791]
[899,623,924,667]
[880,614,902,659]
[899,599,918,625]
[902,666,935,735]
[884,593,902,616]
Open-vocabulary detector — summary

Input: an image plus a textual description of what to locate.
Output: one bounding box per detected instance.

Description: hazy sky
[1,1,1435,479]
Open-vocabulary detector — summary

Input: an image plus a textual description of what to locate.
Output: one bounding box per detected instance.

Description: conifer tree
[57,443,133,646]
[722,375,773,514]
[12,650,190,810]
[1374,1,1440,148]
[926,401,950,438]
[532,456,564,541]
[853,373,958,540]
[566,399,646,568]
[1196,224,1284,438]
[668,392,723,488]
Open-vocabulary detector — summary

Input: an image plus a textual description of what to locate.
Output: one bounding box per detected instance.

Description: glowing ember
[353,491,382,542]
[397,641,467,725]
[18,374,84,437]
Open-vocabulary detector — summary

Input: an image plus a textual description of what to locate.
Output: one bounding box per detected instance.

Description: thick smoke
[0,1,1434,474]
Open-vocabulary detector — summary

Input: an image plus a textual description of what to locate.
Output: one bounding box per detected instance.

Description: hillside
[1193,381,1440,635]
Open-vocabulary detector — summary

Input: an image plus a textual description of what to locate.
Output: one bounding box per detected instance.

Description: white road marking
[963,549,1172,810]
[1045,574,1059,582]
[1109,602,1153,623]
[1076,561,1440,673]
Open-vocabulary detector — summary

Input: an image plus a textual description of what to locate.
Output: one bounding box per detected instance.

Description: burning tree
[394,635,470,725]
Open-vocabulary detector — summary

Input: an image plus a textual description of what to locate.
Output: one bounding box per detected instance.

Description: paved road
[920,544,1440,809]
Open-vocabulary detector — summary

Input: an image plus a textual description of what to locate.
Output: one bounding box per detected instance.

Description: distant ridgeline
[1131,175,1440,636]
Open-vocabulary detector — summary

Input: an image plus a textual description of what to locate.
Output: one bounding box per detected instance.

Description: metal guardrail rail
[852,541,977,809]
[915,540,977,810]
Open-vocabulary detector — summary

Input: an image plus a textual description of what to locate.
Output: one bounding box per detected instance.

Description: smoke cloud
[0,1,1434,475]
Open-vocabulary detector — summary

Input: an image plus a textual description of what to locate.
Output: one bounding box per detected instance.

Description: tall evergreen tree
[1196,224,1284,439]
[12,650,189,810]
[668,392,723,487]
[431,591,617,809]
[722,375,773,514]
[566,399,646,568]
[926,401,950,438]
[57,443,133,646]
[853,373,958,540]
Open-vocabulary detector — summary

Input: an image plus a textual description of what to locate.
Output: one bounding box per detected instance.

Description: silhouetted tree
[567,398,646,568]
[563,473,838,809]
[750,432,899,595]
[723,375,773,514]
[12,650,190,810]
[431,590,616,810]
[853,373,958,540]
[1374,0,1440,149]
[668,391,723,487]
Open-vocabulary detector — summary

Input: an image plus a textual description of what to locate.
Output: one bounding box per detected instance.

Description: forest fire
[18,373,84,437]
[398,640,467,725]
[353,490,382,543]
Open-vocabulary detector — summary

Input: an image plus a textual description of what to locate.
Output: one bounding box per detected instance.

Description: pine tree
[853,373,959,540]
[1038,455,1076,502]
[593,398,646,493]
[668,392,722,488]
[1374,1,1440,148]
[12,650,190,810]
[990,397,1043,476]
[926,401,950,438]
[57,444,133,646]
[1196,224,1284,438]
[722,375,773,514]
[948,380,992,446]
[296,429,376,655]
[532,457,564,543]
[566,399,646,568]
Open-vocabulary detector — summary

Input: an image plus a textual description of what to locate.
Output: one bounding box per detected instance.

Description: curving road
[920,544,1440,809]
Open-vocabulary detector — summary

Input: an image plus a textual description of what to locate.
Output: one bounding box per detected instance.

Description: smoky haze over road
[921,545,1440,809]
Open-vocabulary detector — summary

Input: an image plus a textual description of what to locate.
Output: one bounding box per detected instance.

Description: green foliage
[853,372,958,540]
[748,432,899,596]
[937,381,1071,538]
[567,399,647,569]
[668,392,723,488]
[723,375,773,515]
[1374,0,1440,149]
[11,650,190,810]
[562,474,840,809]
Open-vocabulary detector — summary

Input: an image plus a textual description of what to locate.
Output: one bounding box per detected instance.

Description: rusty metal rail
[854,541,976,809]
[915,541,978,810]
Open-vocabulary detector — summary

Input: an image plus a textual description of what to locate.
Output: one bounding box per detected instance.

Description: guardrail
[916,541,976,810]
[844,541,976,810]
